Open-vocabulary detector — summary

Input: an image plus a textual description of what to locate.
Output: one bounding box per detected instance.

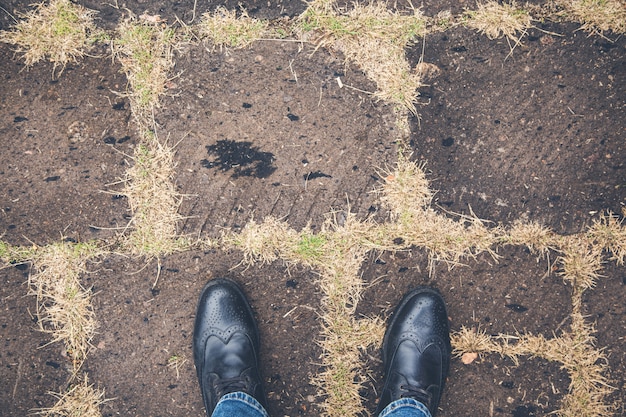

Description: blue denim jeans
[211,392,431,417]
[378,398,432,417]
[211,392,269,417]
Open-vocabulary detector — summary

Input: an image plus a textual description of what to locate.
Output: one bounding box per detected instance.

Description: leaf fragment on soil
[461,351,479,364]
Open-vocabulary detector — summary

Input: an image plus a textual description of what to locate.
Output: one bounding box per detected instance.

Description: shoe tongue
[395,340,442,388]
[394,341,418,375]
[223,334,250,378]
[206,332,253,379]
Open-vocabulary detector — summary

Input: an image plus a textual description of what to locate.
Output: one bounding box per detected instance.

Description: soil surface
[1,1,625,417]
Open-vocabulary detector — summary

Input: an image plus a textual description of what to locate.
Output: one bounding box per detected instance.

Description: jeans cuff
[378,398,432,417]
[214,392,269,417]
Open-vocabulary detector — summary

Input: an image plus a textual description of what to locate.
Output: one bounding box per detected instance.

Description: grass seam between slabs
[1,0,625,416]
[112,18,191,260]
[223,158,623,417]
[0,240,107,415]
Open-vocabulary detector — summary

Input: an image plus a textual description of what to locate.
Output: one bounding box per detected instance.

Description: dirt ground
[1,1,625,417]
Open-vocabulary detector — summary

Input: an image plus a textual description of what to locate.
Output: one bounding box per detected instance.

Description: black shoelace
[215,376,249,397]
[400,384,432,409]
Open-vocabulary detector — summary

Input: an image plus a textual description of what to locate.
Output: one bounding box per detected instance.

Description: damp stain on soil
[202,139,277,179]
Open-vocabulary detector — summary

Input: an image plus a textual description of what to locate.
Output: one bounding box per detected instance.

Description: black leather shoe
[193,278,266,416]
[375,287,451,416]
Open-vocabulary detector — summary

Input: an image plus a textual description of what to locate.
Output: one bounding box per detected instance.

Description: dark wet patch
[104,135,131,145]
[303,171,332,180]
[202,139,276,179]
[45,360,60,369]
[505,304,528,313]
[13,263,29,271]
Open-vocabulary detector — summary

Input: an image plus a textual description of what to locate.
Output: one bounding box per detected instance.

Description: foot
[193,278,266,416]
[375,287,451,416]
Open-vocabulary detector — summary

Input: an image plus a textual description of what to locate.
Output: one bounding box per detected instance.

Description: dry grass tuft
[588,212,626,265]
[464,1,532,43]
[559,313,615,417]
[122,141,188,258]
[556,0,626,35]
[0,240,38,264]
[223,216,302,265]
[0,0,100,75]
[506,219,557,254]
[558,237,603,291]
[29,241,102,372]
[452,326,499,357]
[167,353,188,379]
[378,159,501,264]
[35,374,106,417]
[428,10,458,32]
[378,159,432,217]
[199,7,269,49]
[453,214,618,417]
[299,1,426,115]
[113,19,176,128]
[313,313,385,417]
[318,224,369,316]
[384,209,501,266]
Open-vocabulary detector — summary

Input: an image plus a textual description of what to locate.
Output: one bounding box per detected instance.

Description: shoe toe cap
[392,291,450,346]
[193,279,258,356]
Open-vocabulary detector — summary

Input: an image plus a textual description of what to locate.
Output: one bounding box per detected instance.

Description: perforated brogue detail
[376,287,451,417]
[193,279,266,416]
